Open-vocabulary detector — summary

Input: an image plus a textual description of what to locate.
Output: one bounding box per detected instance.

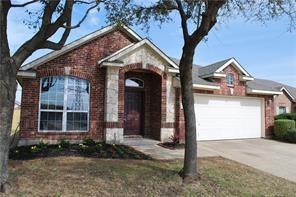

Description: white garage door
[194,94,263,141]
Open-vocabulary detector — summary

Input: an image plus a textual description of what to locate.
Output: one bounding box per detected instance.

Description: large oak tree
[106,0,296,182]
[0,0,127,193]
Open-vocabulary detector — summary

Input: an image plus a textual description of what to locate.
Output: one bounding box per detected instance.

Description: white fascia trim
[168,68,179,73]
[103,39,179,69]
[101,61,124,67]
[193,84,220,90]
[216,58,251,77]
[98,43,135,65]
[17,71,36,78]
[20,24,142,71]
[247,88,282,95]
[201,72,226,78]
[240,76,254,81]
[280,87,295,101]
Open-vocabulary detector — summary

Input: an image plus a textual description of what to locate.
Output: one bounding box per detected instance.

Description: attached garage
[194,94,264,141]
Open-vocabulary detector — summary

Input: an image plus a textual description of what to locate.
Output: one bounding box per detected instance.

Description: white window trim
[38,76,90,133]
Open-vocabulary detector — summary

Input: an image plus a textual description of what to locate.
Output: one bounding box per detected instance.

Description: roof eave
[247,88,283,95]
[20,24,142,71]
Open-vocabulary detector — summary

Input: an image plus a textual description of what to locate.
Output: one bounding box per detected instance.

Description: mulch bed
[9,143,151,160]
[158,142,185,150]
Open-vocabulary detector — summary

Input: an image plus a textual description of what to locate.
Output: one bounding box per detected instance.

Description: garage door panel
[194,94,262,141]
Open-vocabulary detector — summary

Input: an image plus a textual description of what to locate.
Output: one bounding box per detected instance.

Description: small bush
[169,133,179,144]
[275,113,296,122]
[30,145,40,153]
[37,141,48,150]
[59,139,71,149]
[283,129,296,143]
[83,138,96,146]
[274,120,295,140]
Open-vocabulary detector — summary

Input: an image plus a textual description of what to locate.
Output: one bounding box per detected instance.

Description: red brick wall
[212,65,246,96]
[20,30,134,142]
[274,91,295,114]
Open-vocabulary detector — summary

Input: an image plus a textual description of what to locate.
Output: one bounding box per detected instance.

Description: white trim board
[20,24,142,71]
[280,87,295,101]
[216,58,252,77]
[247,88,282,95]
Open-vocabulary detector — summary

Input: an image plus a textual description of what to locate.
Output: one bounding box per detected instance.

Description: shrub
[275,113,296,122]
[274,119,295,140]
[283,129,296,143]
[83,138,96,146]
[59,139,71,149]
[37,141,48,150]
[169,133,179,144]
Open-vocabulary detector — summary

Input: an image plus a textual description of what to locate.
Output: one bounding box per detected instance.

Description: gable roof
[20,24,142,71]
[98,39,179,69]
[171,58,220,89]
[198,57,252,78]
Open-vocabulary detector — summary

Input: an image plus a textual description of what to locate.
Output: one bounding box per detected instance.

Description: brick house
[17,24,295,145]
[246,78,296,115]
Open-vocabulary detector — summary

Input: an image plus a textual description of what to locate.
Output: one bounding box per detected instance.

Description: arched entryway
[124,70,162,140]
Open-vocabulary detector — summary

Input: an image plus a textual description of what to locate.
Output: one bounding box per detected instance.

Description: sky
[7,1,296,102]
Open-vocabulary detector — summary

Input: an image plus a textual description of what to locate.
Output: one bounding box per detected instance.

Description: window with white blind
[39,76,89,132]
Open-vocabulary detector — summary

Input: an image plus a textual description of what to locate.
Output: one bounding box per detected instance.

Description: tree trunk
[0,1,16,192]
[0,59,17,193]
[179,45,199,182]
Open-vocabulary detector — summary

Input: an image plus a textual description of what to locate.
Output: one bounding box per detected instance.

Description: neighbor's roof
[247,78,296,101]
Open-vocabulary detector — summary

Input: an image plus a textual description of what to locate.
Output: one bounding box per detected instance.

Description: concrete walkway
[123,138,296,183]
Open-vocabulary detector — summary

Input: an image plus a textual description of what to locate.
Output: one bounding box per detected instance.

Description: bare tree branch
[175,0,189,40]
[10,0,38,8]
[63,1,99,29]
[41,17,72,50]
[190,0,226,46]
[74,0,97,4]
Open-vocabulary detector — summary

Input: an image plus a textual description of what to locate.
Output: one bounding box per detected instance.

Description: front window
[278,106,287,115]
[226,73,234,86]
[39,76,89,132]
[125,78,144,88]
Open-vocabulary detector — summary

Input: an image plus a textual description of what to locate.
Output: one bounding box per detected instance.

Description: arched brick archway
[118,63,166,140]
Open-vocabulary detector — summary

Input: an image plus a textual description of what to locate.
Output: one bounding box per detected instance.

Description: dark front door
[124,90,143,135]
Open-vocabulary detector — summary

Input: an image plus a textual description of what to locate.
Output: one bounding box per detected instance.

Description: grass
[3,157,296,196]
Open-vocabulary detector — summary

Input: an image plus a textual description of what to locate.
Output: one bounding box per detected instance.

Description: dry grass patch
[2,157,296,196]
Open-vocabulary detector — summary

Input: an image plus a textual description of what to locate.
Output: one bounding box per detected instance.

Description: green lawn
[3,156,296,196]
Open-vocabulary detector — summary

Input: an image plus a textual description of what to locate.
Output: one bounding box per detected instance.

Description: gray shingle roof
[171,57,296,100]
[198,58,232,76]
[170,57,218,87]
[247,78,296,101]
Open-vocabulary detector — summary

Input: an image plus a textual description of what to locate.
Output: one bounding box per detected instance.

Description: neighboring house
[16,24,295,145]
[248,79,296,115]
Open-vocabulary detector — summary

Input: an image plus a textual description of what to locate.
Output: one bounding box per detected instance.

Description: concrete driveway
[199,139,296,183]
[124,138,296,183]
